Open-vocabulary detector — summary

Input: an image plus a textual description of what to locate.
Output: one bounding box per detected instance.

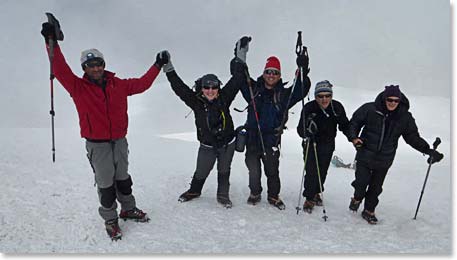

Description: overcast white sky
[0,0,453,256]
[0,0,451,128]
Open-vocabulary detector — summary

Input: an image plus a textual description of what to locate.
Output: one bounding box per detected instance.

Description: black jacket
[297,99,351,150]
[240,72,311,149]
[348,91,430,165]
[166,69,245,148]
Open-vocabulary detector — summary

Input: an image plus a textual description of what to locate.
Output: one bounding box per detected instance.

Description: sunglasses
[386,98,400,103]
[84,59,105,68]
[264,69,280,76]
[202,85,219,90]
[316,94,332,99]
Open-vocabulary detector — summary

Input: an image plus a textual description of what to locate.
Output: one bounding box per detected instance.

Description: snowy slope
[0,84,451,254]
[0,0,451,255]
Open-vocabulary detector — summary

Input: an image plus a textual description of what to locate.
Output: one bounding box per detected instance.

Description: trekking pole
[295,138,310,214]
[312,141,328,221]
[294,31,311,215]
[45,12,57,163]
[48,40,56,163]
[275,31,306,150]
[413,137,441,220]
[245,70,266,157]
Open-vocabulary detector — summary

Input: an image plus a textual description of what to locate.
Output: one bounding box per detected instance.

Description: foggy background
[0,0,452,254]
[0,0,450,131]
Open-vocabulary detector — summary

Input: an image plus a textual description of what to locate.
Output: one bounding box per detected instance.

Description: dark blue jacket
[240,71,311,149]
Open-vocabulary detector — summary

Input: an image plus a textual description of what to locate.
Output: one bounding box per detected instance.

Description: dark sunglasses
[316,94,332,99]
[84,59,105,68]
[386,98,400,103]
[264,69,280,76]
[202,85,219,90]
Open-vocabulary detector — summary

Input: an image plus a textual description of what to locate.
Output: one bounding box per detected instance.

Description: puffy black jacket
[240,72,311,149]
[348,91,430,165]
[297,99,351,150]
[166,69,245,148]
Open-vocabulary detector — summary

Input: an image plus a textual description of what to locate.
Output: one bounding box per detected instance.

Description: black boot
[178,190,201,202]
[179,177,205,202]
[268,196,286,210]
[361,209,378,224]
[349,197,361,212]
[247,193,261,205]
[217,194,233,208]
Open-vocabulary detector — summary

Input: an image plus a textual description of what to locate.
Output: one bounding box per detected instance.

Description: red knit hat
[264,56,281,72]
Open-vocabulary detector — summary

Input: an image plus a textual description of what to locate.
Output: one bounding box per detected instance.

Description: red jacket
[49,44,160,140]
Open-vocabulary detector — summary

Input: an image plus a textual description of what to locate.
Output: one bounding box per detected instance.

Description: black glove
[274,126,285,137]
[41,22,56,44]
[306,121,317,137]
[155,50,170,68]
[305,114,318,137]
[230,57,248,76]
[296,52,309,68]
[240,36,251,48]
[427,150,443,164]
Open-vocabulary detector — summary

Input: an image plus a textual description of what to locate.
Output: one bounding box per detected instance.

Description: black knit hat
[383,85,401,99]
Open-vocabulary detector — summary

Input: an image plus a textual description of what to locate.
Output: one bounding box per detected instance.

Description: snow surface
[0,0,452,257]
[0,81,451,254]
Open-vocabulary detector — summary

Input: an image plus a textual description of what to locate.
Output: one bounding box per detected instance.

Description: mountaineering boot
[247,193,261,205]
[268,196,286,210]
[312,194,323,206]
[105,218,122,241]
[361,209,378,224]
[178,190,201,202]
[349,197,361,212]
[179,177,205,202]
[119,207,150,222]
[303,200,315,214]
[217,195,233,209]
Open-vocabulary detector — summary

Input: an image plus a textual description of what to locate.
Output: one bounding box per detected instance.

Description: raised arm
[222,36,251,105]
[159,51,199,109]
[283,50,311,109]
[41,17,79,96]
[123,53,162,96]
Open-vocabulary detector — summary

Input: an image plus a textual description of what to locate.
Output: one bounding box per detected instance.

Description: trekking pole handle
[432,137,441,150]
[296,31,302,55]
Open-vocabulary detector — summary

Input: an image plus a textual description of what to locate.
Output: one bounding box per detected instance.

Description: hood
[374,90,410,114]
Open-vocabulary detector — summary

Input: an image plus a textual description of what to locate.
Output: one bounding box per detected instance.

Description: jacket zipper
[376,111,386,151]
